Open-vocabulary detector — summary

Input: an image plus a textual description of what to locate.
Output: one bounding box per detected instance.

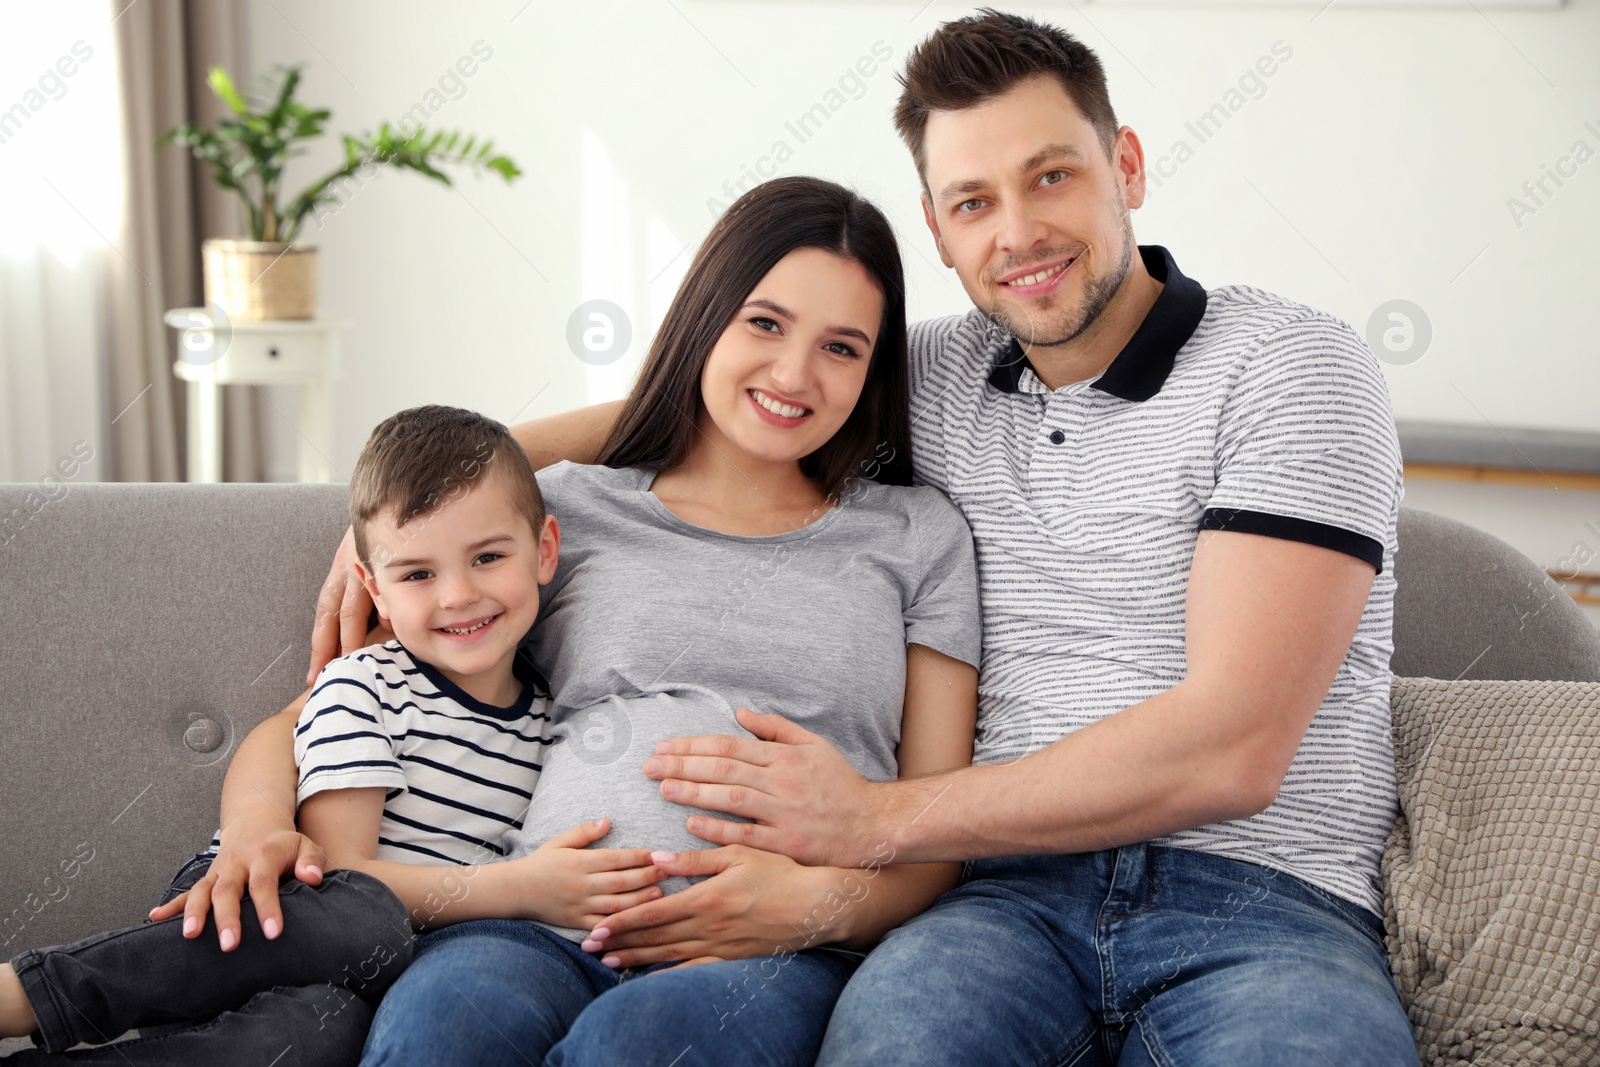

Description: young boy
[0,406,664,1064]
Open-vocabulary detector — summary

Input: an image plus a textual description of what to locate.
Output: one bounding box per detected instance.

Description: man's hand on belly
[643,707,884,868]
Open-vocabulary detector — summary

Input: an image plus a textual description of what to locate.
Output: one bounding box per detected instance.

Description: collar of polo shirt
[986,245,1208,402]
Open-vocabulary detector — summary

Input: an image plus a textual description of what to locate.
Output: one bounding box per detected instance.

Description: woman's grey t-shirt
[501,461,980,938]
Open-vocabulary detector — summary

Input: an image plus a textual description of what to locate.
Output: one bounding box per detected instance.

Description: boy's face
[355,468,557,689]
[918,73,1147,349]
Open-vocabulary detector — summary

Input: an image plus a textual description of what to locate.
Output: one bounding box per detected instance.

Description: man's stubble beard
[981,206,1136,350]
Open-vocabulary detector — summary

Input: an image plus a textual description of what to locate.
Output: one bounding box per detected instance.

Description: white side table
[165,308,343,483]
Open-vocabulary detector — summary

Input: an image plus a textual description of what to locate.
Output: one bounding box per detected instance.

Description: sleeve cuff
[1199,508,1384,573]
[296,766,406,806]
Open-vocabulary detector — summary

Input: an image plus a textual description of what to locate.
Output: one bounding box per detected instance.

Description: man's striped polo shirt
[907,244,1404,914]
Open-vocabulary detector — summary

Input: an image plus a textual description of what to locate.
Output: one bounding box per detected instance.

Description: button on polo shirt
[905,245,1404,917]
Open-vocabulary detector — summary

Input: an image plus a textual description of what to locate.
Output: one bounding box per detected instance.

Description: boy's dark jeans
[5,854,413,1065]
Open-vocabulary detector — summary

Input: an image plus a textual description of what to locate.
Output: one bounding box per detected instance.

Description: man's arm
[645,529,1375,867]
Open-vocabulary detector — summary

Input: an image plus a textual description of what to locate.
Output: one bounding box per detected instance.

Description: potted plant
[162,65,521,321]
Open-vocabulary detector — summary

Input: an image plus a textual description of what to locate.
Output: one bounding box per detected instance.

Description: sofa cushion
[1385,677,1600,1065]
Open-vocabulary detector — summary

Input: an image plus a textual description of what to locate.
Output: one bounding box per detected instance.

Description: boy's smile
[357,467,557,706]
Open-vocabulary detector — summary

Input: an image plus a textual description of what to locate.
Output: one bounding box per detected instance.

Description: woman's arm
[820,644,975,950]
[297,789,667,933]
[587,645,978,965]
[147,693,326,950]
[509,400,623,471]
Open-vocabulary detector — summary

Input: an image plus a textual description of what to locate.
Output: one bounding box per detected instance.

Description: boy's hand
[148,830,328,951]
[307,526,372,684]
[508,818,668,930]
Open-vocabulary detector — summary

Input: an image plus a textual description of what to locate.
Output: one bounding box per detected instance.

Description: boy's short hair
[349,405,545,568]
[894,8,1119,183]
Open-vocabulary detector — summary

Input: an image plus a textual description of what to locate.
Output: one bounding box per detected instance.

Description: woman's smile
[746,387,813,427]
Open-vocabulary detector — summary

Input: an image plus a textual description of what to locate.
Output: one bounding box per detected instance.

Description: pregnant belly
[501,685,752,938]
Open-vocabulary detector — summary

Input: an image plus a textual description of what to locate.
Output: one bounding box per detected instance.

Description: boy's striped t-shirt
[292,640,551,865]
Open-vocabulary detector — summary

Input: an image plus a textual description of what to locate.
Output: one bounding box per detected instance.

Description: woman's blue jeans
[817,844,1418,1066]
[359,918,858,1067]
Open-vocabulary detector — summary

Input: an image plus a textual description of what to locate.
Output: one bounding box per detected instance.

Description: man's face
[919,74,1145,349]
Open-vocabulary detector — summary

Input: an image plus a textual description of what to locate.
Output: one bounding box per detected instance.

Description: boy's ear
[353,558,388,622]
[536,515,560,585]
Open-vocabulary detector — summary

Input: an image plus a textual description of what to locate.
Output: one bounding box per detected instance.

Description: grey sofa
[3,485,1599,1058]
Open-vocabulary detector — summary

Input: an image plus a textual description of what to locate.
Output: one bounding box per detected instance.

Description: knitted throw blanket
[1384,677,1600,1066]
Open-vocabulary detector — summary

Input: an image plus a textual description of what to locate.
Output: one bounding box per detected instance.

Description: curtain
[109,0,262,481]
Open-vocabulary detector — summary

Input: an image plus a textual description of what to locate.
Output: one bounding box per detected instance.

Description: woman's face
[697,246,883,468]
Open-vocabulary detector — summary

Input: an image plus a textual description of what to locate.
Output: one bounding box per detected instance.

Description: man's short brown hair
[348,405,545,568]
[894,8,1119,183]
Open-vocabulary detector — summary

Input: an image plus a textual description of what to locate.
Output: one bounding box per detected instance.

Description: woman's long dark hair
[598,176,913,499]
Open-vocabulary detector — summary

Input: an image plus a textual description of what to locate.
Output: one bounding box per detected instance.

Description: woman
[161,176,981,1065]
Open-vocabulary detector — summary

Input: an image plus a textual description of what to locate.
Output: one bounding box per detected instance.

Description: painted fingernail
[590,927,611,940]
[643,758,661,775]
[219,928,237,951]
[182,916,199,936]
[601,955,621,969]
[650,851,675,864]
[263,917,281,940]
[661,780,679,797]
[580,939,602,952]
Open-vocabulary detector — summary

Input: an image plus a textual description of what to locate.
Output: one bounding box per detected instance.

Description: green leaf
[486,156,521,181]
[208,67,248,116]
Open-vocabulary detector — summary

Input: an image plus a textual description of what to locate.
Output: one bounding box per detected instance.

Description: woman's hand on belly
[580,844,853,969]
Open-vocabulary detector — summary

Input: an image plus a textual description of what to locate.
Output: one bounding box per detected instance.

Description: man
[621,10,1416,1064]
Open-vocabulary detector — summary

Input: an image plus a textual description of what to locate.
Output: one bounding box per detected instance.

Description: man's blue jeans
[359,917,858,1066]
[817,845,1418,1066]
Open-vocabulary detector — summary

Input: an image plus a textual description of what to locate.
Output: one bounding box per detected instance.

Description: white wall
[239,0,1600,482]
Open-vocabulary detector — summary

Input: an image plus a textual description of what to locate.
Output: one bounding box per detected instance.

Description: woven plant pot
[202,238,318,322]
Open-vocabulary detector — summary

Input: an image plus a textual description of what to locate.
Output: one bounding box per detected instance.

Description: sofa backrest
[1,482,348,955]
[1393,507,1600,682]
[4,486,1599,957]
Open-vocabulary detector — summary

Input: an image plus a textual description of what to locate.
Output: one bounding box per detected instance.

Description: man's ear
[921,192,954,269]
[1113,125,1148,211]
[536,515,560,585]
[353,558,388,623]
